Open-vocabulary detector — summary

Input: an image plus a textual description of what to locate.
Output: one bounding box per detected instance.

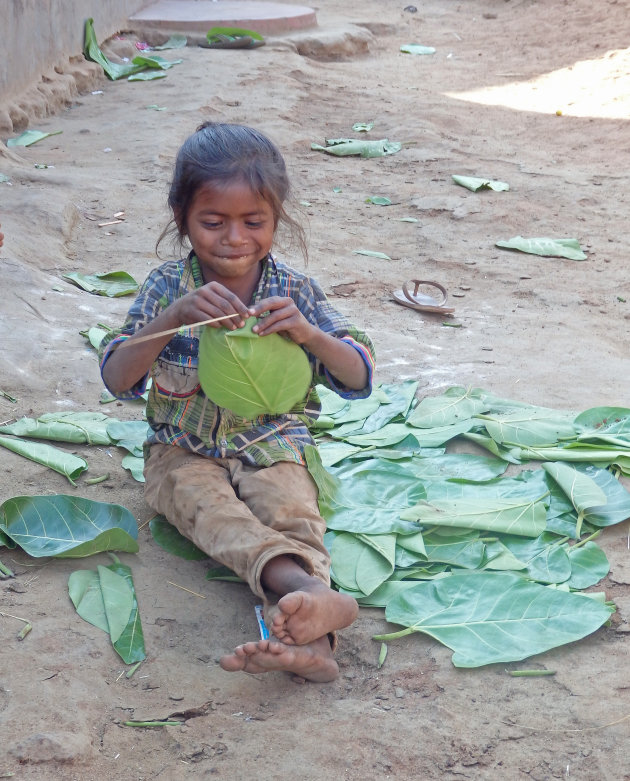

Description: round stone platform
[129,0,317,35]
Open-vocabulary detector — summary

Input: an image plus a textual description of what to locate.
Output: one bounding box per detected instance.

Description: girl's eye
[202,221,222,229]
[246,221,263,228]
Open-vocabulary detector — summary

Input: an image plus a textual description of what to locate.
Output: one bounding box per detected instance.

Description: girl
[100,122,375,682]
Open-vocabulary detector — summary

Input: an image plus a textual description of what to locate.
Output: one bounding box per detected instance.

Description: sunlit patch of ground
[447,48,630,119]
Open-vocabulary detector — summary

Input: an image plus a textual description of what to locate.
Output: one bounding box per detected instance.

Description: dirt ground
[2,0,630,778]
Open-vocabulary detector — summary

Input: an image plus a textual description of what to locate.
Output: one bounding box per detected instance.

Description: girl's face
[184,179,276,289]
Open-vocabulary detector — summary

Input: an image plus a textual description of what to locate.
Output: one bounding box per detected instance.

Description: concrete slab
[129,0,317,35]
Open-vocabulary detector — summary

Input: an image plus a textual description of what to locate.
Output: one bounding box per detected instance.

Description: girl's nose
[224,221,246,244]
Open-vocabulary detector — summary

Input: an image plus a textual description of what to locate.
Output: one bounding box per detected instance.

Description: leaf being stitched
[198,317,312,417]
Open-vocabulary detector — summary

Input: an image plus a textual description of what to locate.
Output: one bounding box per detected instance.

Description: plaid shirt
[99,253,375,466]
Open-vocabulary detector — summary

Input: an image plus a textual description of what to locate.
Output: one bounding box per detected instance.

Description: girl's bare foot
[269,583,358,646]
[219,636,339,682]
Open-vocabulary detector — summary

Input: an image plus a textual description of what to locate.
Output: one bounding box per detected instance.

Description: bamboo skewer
[116,312,240,347]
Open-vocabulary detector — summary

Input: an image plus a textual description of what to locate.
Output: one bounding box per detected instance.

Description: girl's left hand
[249,296,315,345]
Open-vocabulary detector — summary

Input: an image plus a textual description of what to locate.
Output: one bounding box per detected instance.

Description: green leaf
[62,271,139,297]
[352,121,374,132]
[107,558,146,663]
[482,540,528,571]
[7,130,63,147]
[360,381,419,433]
[68,569,110,632]
[0,435,87,484]
[305,447,423,534]
[206,26,265,42]
[365,196,392,205]
[149,516,207,560]
[401,496,547,537]
[346,579,422,607]
[131,54,182,70]
[69,559,146,663]
[407,386,487,428]
[499,533,571,584]
[566,542,609,589]
[541,462,607,516]
[316,441,365,466]
[400,44,436,55]
[128,71,167,81]
[106,420,148,457]
[80,324,114,349]
[122,454,145,482]
[462,431,523,463]
[339,419,475,448]
[406,452,508,482]
[496,236,587,261]
[0,495,138,557]
[352,249,391,260]
[84,18,146,80]
[330,532,396,595]
[395,530,426,557]
[574,406,630,447]
[0,412,112,445]
[575,464,630,527]
[378,572,612,667]
[206,565,243,582]
[198,317,312,417]
[452,175,509,192]
[476,407,577,447]
[421,534,486,569]
[311,138,402,158]
[98,564,134,643]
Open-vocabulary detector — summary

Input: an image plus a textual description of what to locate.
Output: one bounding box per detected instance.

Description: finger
[248,296,288,318]
[200,285,250,328]
[253,310,297,337]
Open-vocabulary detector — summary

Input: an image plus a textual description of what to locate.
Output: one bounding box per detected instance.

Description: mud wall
[0,0,146,134]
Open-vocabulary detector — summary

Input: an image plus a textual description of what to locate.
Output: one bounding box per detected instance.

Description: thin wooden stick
[116,313,240,347]
[167,581,206,599]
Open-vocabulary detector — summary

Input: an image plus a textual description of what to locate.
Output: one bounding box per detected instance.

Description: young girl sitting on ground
[99,122,375,682]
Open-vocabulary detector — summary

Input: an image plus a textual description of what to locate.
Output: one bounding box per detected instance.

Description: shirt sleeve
[298,275,376,399]
[98,266,174,400]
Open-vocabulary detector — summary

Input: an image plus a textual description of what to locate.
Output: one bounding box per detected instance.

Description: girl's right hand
[174,282,251,330]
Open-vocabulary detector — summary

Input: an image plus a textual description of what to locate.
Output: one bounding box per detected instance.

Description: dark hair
[157,121,307,259]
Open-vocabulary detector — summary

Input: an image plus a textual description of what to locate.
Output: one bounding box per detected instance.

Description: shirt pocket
[153,358,201,399]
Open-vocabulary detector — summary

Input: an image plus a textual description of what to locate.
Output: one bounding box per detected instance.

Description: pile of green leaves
[69,555,145,664]
[0,495,145,663]
[0,412,148,484]
[305,383,630,667]
[84,18,182,81]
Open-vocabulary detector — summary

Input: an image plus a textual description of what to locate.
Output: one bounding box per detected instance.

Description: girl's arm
[249,296,369,390]
[103,282,251,395]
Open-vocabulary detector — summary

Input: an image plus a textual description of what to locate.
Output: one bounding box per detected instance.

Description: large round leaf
[198,317,312,418]
[380,572,612,667]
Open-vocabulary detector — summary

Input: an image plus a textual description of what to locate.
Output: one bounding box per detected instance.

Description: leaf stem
[571,529,602,550]
[125,661,143,679]
[0,560,15,578]
[84,473,110,485]
[373,627,416,642]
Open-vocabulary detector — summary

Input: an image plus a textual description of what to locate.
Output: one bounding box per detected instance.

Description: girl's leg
[143,445,315,597]
[231,461,358,646]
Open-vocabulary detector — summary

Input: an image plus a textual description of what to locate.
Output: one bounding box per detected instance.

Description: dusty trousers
[143,443,332,601]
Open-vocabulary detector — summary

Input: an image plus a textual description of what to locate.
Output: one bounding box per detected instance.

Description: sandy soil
[2,0,630,778]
